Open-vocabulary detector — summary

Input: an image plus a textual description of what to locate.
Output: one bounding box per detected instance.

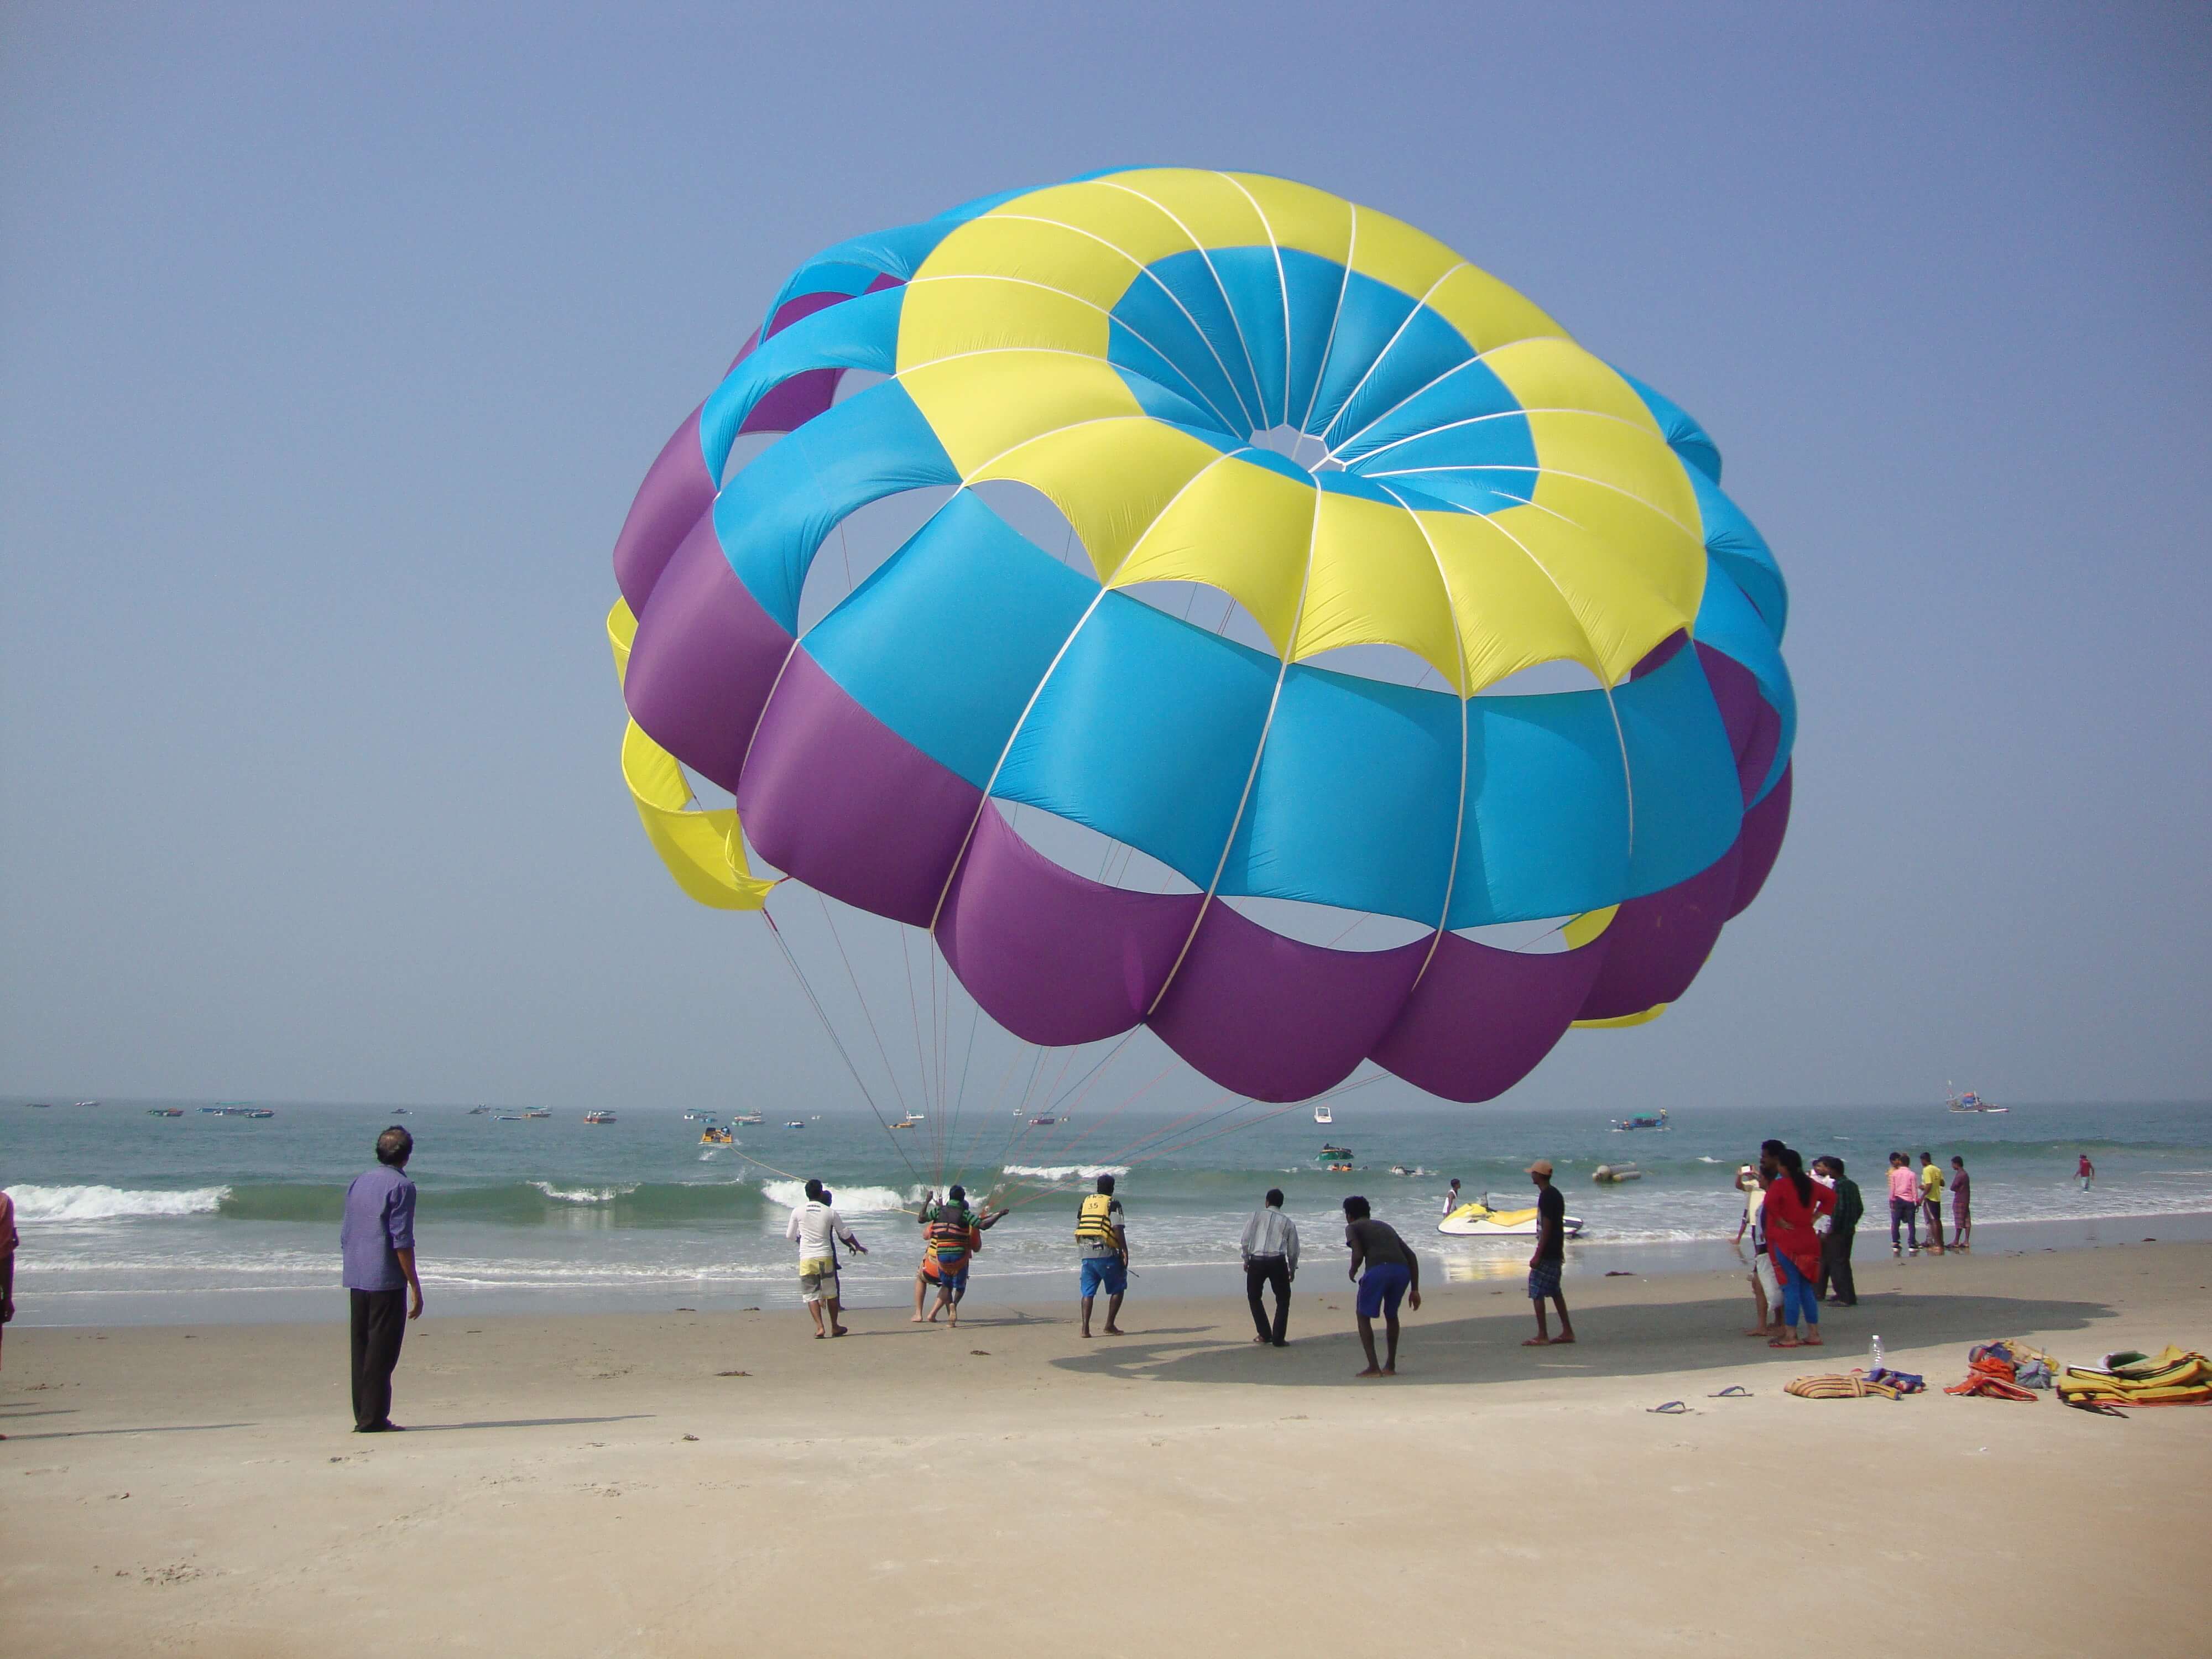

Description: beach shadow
[1047,1292,2116,1390]
[4,1422,254,1440]
[406,1415,654,1433]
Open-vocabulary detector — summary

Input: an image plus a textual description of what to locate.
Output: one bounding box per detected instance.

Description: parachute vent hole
[792,485,959,636]
[718,430,779,489]
[967,480,1093,576]
[1114,581,1280,656]
[993,802,1198,897]
[1451,917,1579,956]
[1473,660,1605,698]
[830,368,886,406]
[1215,896,1431,953]
[1248,424,1340,473]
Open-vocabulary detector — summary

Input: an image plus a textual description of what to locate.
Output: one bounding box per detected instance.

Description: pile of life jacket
[2056,1347,2212,1411]
[1945,1342,2039,1402]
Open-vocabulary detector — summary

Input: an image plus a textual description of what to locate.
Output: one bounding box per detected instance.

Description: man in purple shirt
[340,1126,423,1432]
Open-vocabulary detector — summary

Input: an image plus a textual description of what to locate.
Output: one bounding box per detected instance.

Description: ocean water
[4,1095,2208,1324]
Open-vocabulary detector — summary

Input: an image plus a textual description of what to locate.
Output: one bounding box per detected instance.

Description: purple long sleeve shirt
[341,1165,417,1291]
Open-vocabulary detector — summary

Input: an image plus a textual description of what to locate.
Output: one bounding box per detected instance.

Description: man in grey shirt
[1240,1187,1300,1347]
[340,1126,423,1432]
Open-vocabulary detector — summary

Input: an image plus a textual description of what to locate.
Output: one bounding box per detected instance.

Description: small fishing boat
[1027,1113,1058,1126]
[244,1108,275,1119]
[1438,1196,1586,1238]
[74,1099,101,1108]
[583,1110,617,1124]
[466,1105,492,1115]
[699,1125,733,1145]
[392,1109,411,1117]
[682,1110,717,1122]
[784,1120,805,1129]
[891,1112,925,1130]
[1610,1109,1668,1132]
[495,1112,525,1121]
[147,1107,184,1117]
[521,1108,551,1120]
[729,1111,765,1125]
[1945,1087,2006,1114]
[1317,1142,1354,1161]
[198,1105,225,1114]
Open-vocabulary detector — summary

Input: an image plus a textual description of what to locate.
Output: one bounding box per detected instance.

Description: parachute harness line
[609,166,1797,1111]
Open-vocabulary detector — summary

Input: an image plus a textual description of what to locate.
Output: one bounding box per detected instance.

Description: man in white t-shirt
[784,1178,865,1338]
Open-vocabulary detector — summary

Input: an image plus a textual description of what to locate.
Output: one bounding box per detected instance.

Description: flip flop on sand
[1647,1400,1691,1414]
[1709,1385,1754,1398]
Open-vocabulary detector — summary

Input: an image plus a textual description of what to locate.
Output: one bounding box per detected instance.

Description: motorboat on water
[1946,1087,2006,1114]
[729,1112,765,1125]
[892,1112,925,1129]
[495,1113,525,1121]
[466,1105,492,1115]
[784,1120,805,1129]
[147,1107,184,1117]
[682,1110,717,1122]
[74,1099,100,1108]
[521,1108,551,1120]
[583,1110,617,1124]
[1027,1113,1058,1126]
[1439,1196,1586,1238]
[1610,1110,1668,1132]
[700,1125,734,1145]
[1313,1103,1334,1125]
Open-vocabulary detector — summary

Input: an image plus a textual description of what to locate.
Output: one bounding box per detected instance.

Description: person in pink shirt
[1886,1152,1921,1255]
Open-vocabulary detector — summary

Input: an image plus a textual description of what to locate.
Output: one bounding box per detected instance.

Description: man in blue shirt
[340,1126,423,1432]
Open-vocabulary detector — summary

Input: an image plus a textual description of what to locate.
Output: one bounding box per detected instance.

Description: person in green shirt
[1813,1156,1862,1306]
[1919,1154,1947,1255]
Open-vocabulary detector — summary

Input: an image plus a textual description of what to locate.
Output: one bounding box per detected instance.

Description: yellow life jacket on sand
[1075,1192,1118,1244]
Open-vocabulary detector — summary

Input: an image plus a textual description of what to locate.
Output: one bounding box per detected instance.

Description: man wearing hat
[1522,1159,1575,1347]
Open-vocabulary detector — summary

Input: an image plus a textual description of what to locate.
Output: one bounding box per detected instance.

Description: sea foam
[11,1183,230,1222]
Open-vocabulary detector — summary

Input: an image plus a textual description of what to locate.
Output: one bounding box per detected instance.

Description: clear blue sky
[4,2,2206,1110]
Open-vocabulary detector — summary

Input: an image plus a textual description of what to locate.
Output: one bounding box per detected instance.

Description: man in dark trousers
[341,1126,424,1432]
[1522,1160,1575,1346]
[1239,1187,1300,1346]
[1813,1155,1861,1306]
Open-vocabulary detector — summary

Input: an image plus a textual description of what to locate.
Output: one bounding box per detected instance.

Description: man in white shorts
[785,1178,864,1338]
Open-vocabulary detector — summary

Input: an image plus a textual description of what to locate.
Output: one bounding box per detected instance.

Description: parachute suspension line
[894,924,933,1173]
[813,892,911,1121]
[757,909,921,1184]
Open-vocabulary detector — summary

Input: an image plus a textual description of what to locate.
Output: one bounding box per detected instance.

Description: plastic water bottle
[1870,1334,1885,1373]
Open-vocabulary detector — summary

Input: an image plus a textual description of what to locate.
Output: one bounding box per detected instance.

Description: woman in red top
[1762,1147,1836,1347]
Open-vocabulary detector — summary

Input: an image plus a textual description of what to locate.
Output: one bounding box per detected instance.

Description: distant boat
[73,1099,101,1108]
[1946,1086,2006,1114]
[784,1120,805,1129]
[28,1102,52,1109]
[729,1112,765,1125]
[198,1105,225,1114]
[147,1107,184,1117]
[1611,1110,1668,1132]
[583,1110,617,1125]
[1028,1113,1058,1127]
[891,1113,923,1130]
[466,1105,492,1115]
[700,1125,733,1145]
[392,1109,411,1117]
[682,1110,718,1122]
[521,1108,551,1120]
[1313,1103,1334,1125]
[244,1108,275,1119]
[495,1113,525,1121]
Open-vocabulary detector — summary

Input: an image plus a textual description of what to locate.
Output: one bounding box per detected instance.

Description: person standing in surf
[1342,1196,1420,1376]
[1949,1157,1972,1250]
[1522,1160,1574,1347]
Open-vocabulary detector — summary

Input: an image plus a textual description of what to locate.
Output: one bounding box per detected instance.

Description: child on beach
[1741,1164,1781,1337]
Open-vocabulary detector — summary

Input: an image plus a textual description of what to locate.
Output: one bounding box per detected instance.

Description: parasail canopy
[609,168,1794,1105]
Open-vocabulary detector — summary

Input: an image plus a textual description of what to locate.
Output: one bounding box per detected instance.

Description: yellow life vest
[1075,1192,1118,1244]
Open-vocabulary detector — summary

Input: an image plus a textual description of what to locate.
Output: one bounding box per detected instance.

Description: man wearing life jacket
[922,1204,983,1327]
[1075,1173,1128,1338]
[911,1185,1004,1322]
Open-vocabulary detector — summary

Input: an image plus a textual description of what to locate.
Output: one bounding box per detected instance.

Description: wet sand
[5,1240,2208,1656]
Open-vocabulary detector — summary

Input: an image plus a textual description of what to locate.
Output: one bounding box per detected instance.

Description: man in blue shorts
[1522,1160,1575,1346]
[1075,1174,1128,1338]
[1342,1196,1421,1377]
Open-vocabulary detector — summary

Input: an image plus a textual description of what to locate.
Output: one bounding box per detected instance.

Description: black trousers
[1817,1227,1857,1305]
[1245,1256,1291,1343]
[349,1287,408,1428]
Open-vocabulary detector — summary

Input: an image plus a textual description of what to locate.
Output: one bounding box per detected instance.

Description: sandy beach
[5,1239,2208,1656]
